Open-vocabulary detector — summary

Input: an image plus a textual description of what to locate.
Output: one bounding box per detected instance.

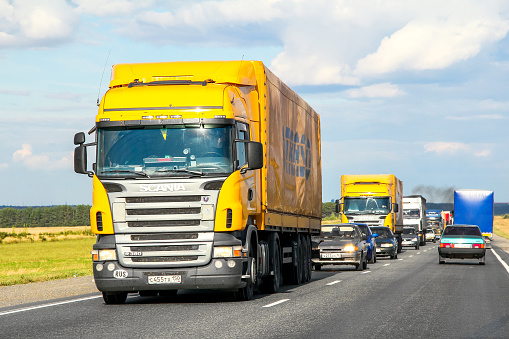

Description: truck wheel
[259,238,281,294]
[288,237,302,285]
[300,234,310,283]
[102,292,127,305]
[234,255,256,301]
[305,235,312,282]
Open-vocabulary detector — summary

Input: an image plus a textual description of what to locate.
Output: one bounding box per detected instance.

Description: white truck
[403,195,427,246]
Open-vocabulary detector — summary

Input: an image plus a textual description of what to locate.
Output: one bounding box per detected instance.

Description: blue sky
[1,0,509,205]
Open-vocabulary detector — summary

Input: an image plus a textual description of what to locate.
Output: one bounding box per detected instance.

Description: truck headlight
[213,246,242,258]
[91,249,117,261]
[381,243,393,248]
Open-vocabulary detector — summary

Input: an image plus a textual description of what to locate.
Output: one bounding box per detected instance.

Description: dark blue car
[355,223,377,264]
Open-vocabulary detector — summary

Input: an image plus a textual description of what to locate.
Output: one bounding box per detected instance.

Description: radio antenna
[97,49,111,106]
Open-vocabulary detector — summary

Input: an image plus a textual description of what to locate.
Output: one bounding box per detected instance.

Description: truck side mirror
[246,141,263,170]
[74,132,86,145]
[335,199,341,214]
[74,132,94,177]
[74,145,88,174]
[393,203,399,213]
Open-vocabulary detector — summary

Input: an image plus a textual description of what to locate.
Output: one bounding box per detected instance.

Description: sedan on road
[312,224,369,271]
[426,228,436,243]
[438,224,486,265]
[357,223,377,264]
[370,226,398,259]
[402,227,420,249]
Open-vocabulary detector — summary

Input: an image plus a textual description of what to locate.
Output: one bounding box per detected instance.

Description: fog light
[107,263,115,271]
[96,264,103,272]
[215,260,223,268]
[227,260,236,268]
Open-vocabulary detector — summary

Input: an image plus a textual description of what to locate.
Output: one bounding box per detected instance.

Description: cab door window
[236,123,249,169]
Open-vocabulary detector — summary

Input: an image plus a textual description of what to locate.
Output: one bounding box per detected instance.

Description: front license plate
[321,253,341,259]
[454,244,471,249]
[376,248,381,253]
[148,275,182,284]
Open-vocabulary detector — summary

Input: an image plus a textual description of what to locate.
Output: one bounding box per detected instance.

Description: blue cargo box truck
[454,190,494,239]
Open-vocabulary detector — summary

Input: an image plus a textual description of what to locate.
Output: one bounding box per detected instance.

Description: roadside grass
[0,237,95,286]
[494,216,509,239]
[0,226,93,244]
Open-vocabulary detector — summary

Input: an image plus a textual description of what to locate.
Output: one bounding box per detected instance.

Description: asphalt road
[2,242,509,339]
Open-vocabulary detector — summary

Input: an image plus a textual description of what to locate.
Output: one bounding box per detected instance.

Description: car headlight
[343,244,358,252]
[91,249,117,261]
[213,246,242,258]
[381,243,393,248]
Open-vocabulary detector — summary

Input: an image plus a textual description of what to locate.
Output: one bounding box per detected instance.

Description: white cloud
[0,0,78,48]
[355,3,509,76]
[0,163,8,170]
[345,83,404,98]
[12,144,73,171]
[73,0,154,17]
[424,142,491,157]
[446,114,505,121]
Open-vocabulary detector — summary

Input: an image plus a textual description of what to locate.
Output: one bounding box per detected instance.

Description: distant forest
[0,205,91,228]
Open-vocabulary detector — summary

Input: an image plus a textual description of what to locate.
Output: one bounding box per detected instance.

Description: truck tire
[102,292,127,305]
[259,234,281,294]
[305,235,312,282]
[286,237,302,285]
[300,234,310,283]
[234,244,256,301]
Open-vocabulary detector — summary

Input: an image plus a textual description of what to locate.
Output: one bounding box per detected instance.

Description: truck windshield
[343,197,390,214]
[96,125,234,177]
[403,209,420,218]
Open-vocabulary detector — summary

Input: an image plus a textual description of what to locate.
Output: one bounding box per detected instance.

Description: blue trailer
[454,190,494,239]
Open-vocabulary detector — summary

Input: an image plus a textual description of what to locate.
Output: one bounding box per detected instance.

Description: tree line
[0,205,91,228]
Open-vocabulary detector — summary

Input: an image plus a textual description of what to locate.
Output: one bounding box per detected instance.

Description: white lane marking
[383,264,390,266]
[362,271,371,274]
[409,255,414,258]
[263,299,290,308]
[417,252,421,255]
[326,280,342,286]
[398,259,403,261]
[0,295,102,317]
[491,248,509,274]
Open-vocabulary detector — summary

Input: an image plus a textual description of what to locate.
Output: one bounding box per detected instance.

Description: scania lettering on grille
[139,184,186,192]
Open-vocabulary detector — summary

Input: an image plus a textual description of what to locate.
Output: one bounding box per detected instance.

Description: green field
[0,238,96,286]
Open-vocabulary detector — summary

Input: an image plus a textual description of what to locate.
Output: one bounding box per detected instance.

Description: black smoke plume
[411,185,456,203]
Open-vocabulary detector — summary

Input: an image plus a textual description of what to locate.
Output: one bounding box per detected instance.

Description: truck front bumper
[92,258,245,292]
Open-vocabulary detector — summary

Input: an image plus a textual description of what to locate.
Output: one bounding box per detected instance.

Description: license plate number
[321,253,341,258]
[454,244,471,248]
[376,248,381,253]
[148,275,182,284]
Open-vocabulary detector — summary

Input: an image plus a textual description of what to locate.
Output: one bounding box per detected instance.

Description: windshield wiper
[155,168,204,176]
[101,170,149,177]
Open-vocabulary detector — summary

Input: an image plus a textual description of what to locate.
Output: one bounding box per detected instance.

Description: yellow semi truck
[74,60,321,303]
[336,174,403,252]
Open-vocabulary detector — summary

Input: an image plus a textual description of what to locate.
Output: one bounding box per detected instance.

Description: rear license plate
[321,253,341,258]
[454,244,471,249]
[148,275,182,284]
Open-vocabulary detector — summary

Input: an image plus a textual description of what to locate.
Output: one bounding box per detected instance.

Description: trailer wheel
[288,237,302,285]
[102,292,127,305]
[304,235,312,282]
